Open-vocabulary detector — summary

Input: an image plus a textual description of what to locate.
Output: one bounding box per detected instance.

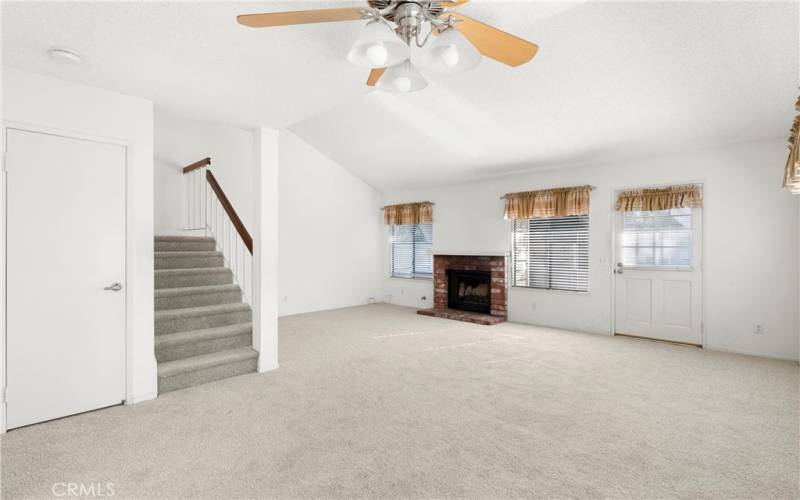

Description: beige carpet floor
[2,304,798,499]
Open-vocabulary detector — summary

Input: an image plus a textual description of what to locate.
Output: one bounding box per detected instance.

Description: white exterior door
[6,129,126,429]
[614,205,703,345]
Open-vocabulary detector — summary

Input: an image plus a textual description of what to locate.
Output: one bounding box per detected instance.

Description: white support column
[252,128,279,372]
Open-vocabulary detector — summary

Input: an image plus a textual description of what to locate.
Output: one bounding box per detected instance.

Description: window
[620,208,692,267]
[390,224,433,278]
[512,215,589,292]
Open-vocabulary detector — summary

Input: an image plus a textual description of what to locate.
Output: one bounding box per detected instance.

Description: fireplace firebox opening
[447,270,491,314]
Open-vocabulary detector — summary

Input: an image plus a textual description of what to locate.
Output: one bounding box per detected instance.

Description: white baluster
[242,251,247,302]
[191,172,195,228]
[184,173,189,229]
[232,232,237,279]
[191,171,195,228]
[186,172,191,229]
[195,171,200,229]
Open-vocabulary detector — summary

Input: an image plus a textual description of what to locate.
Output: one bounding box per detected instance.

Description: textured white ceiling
[3,1,799,191]
[2,1,375,127]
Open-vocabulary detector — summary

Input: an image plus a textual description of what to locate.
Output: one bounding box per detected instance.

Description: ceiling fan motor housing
[368,1,445,23]
[394,3,424,30]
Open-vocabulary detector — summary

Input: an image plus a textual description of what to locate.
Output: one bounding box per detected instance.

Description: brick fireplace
[417,254,507,325]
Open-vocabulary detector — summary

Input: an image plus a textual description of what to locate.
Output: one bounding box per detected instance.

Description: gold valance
[383,201,433,225]
[615,184,702,212]
[782,96,800,194]
[503,185,591,219]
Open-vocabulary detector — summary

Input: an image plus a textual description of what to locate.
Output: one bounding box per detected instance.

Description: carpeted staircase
[155,235,257,393]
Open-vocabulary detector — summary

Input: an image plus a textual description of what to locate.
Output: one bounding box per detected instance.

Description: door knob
[104,283,122,291]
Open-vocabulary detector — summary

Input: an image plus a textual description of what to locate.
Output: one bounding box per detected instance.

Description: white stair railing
[183,159,208,231]
[183,158,253,305]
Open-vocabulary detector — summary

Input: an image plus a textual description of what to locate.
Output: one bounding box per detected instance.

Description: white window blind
[391,223,433,278]
[512,215,589,292]
[621,208,692,267]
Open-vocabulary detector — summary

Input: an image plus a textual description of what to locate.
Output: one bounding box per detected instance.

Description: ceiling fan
[237,0,539,93]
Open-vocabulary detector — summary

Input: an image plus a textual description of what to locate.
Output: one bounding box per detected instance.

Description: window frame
[510,214,590,293]
[389,223,433,280]
[618,207,694,271]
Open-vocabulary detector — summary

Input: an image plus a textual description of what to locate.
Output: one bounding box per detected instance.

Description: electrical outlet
[753,324,765,335]
[283,296,288,302]
[531,303,536,310]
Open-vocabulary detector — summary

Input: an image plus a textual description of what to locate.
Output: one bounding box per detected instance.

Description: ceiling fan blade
[439,0,471,7]
[445,13,538,67]
[366,68,386,86]
[237,8,364,28]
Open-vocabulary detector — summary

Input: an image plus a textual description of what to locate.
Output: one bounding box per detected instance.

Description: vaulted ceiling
[3,1,798,191]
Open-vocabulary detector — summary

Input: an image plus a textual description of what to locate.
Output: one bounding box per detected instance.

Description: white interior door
[614,205,702,345]
[6,129,126,429]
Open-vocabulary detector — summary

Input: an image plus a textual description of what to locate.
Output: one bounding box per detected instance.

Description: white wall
[279,130,383,316]
[1,67,156,432]
[382,139,799,361]
[154,112,254,233]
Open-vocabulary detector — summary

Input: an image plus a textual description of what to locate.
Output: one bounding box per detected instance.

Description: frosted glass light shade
[421,28,481,74]
[348,22,409,68]
[376,60,428,93]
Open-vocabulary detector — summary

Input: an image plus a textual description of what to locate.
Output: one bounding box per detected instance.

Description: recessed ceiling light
[48,48,82,65]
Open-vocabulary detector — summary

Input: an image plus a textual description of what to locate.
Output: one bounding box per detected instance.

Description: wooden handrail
[205,170,253,254]
[183,157,211,174]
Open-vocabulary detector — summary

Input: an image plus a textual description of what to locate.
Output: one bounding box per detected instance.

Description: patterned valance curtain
[383,201,433,225]
[782,96,800,194]
[503,185,591,219]
[615,185,702,212]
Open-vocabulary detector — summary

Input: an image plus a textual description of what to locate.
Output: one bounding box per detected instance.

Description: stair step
[155,303,252,335]
[155,235,216,252]
[155,251,224,270]
[152,235,258,394]
[155,323,252,362]
[157,348,258,393]
[155,284,241,311]
[155,267,233,289]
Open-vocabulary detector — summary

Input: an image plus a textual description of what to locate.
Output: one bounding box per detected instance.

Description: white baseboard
[705,344,798,362]
[125,392,157,405]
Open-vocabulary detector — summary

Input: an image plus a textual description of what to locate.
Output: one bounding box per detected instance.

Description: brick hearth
[417,308,506,326]
[417,254,507,325]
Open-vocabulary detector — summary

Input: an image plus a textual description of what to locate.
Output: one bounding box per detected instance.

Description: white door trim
[609,179,708,348]
[1,121,134,433]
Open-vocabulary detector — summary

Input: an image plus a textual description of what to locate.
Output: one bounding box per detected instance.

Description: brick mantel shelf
[433,251,509,257]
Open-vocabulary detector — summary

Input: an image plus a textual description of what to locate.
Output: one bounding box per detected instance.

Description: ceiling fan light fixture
[421,27,481,74]
[376,60,428,93]
[347,21,409,68]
